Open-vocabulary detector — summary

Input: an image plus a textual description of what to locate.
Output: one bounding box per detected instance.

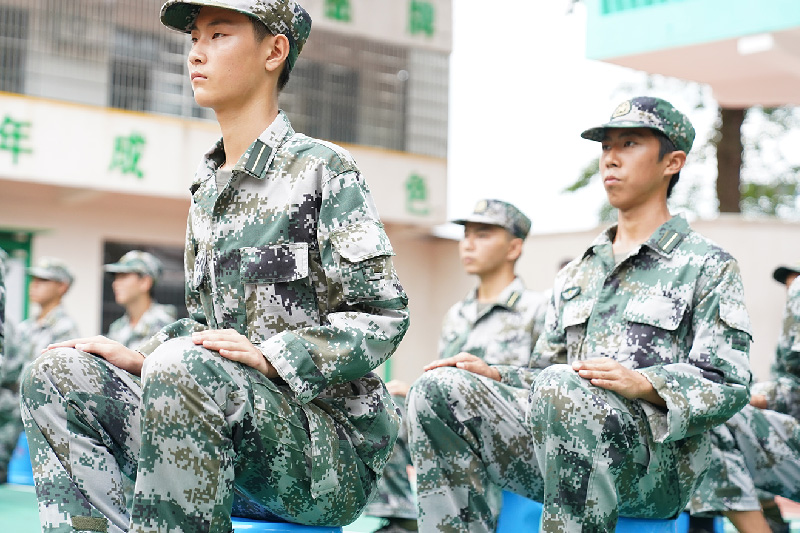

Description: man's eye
[212,32,223,38]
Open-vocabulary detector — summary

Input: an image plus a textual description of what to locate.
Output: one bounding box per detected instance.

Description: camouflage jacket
[438,277,547,367]
[139,111,409,485]
[0,261,4,361]
[106,302,177,350]
[773,278,800,379]
[17,304,80,364]
[500,216,752,492]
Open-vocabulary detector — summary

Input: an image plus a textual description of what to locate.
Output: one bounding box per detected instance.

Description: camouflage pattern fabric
[750,278,800,419]
[407,215,753,532]
[160,0,312,72]
[689,405,800,513]
[16,304,80,364]
[106,302,177,350]
[581,96,696,154]
[366,278,546,521]
[22,110,409,532]
[451,199,532,240]
[438,277,547,366]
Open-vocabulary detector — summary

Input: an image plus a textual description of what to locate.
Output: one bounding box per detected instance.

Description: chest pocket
[623,294,687,365]
[240,243,319,342]
[331,220,404,305]
[561,298,594,358]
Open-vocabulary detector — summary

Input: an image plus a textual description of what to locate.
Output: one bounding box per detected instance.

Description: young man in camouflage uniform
[104,250,177,350]
[406,96,754,532]
[688,262,800,533]
[366,199,546,532]
[1,256,78,483]
[20,1,409,532]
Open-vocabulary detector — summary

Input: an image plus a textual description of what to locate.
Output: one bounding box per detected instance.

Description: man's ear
[665,150,687,176]
[507,237,524,262]
[265,34,290,74]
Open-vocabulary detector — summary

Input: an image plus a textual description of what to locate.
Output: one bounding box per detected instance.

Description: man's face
[112,272,151,307]
[28,277,67,307]
[188,7,272,110]
[600,128,676,212]
[459,222,516,277]
[785,272,799,290]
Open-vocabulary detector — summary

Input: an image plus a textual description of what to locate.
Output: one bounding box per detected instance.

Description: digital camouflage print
[451,199,533,240]
[106,302,177,350]
[366,277,547,521]
[21,110,409,533]
[689,277,800,515]
[407,215,753,532]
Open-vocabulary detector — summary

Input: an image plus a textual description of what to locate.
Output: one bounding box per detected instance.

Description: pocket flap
[240,242,309,284]
[331,220,394,263]
[624,294,686,331]
[719,298,752,335]
[562,298,593,328]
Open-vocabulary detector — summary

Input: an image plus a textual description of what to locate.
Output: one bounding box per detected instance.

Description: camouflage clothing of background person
[21,104,409,532]
[752,272,800,420]
[407,214,753,532]
[106,302,177,350]
[365,277,546,524]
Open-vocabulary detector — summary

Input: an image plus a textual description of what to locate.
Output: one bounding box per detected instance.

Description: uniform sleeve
[773,283,800,378]
[0,262,5,359]
[437,302,464,360]
[259,167,410,404]
[638,258,752,442]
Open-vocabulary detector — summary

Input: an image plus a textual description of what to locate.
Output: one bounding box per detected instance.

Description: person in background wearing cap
[1,257,78,483]
[406,96,755,532]
[19,1,408,532]
[687,262,800,533]
[365,199,547,533]
[104,250,177,350]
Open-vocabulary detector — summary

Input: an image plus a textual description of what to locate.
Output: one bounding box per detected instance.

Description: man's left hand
[192,329,278,378]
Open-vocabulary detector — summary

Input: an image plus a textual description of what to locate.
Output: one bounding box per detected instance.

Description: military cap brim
[580,122,675,146]
[161,1,255,33]
[773,265,800,285]
[27,267,70,283]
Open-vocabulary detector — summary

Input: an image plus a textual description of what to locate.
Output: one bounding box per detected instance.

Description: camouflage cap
[27,257,74,285]
[772,261,800,285]
[104,250,164,281]
[160,0,312,72]
[581,96,696,154]
[452,199,531,240]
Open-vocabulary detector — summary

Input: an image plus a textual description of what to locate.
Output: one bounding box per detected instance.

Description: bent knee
[21,347,98,399]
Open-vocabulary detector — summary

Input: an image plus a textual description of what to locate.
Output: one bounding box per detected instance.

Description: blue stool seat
[231,517,342,532]
[7,431,34,486]
[496,492,682,532]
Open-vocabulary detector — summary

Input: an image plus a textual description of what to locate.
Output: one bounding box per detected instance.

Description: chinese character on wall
[405,173,430,216]
[0,114,33,165]
[409,0,435,37]
[325,0,351,22]
[109,133,146,178]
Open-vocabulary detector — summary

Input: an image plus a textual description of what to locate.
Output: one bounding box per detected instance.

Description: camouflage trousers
[20,338,375,533]
[689,404,800,513]
[752,375,800,421]
[0,336,26,480]
[364,395,416,520]
[407,365,694,533]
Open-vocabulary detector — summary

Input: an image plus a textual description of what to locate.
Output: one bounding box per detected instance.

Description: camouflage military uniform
[21,109,409,533]
[751,277,800,420]
[407,215,753,532]
[365,278,546,521]
[689,277,800,515]
[106,302,177,350]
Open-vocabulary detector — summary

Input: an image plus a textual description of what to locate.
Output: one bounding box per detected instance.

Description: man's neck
[36,301,59,322]
[125,295,153,327]
[613,200,672,255]
[216,97,280,170]
[476,270,515,304]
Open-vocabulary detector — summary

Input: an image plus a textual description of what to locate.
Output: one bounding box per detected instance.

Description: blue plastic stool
[231,517,342,532]
[496,492,682,532]
[7,431,34,486]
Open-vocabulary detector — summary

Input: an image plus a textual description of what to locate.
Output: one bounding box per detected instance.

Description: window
[0,6,28,94]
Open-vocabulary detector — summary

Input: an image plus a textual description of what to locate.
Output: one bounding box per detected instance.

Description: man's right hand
[749,394,768,409]
[46,336,145,376]
[423,352,501,382]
